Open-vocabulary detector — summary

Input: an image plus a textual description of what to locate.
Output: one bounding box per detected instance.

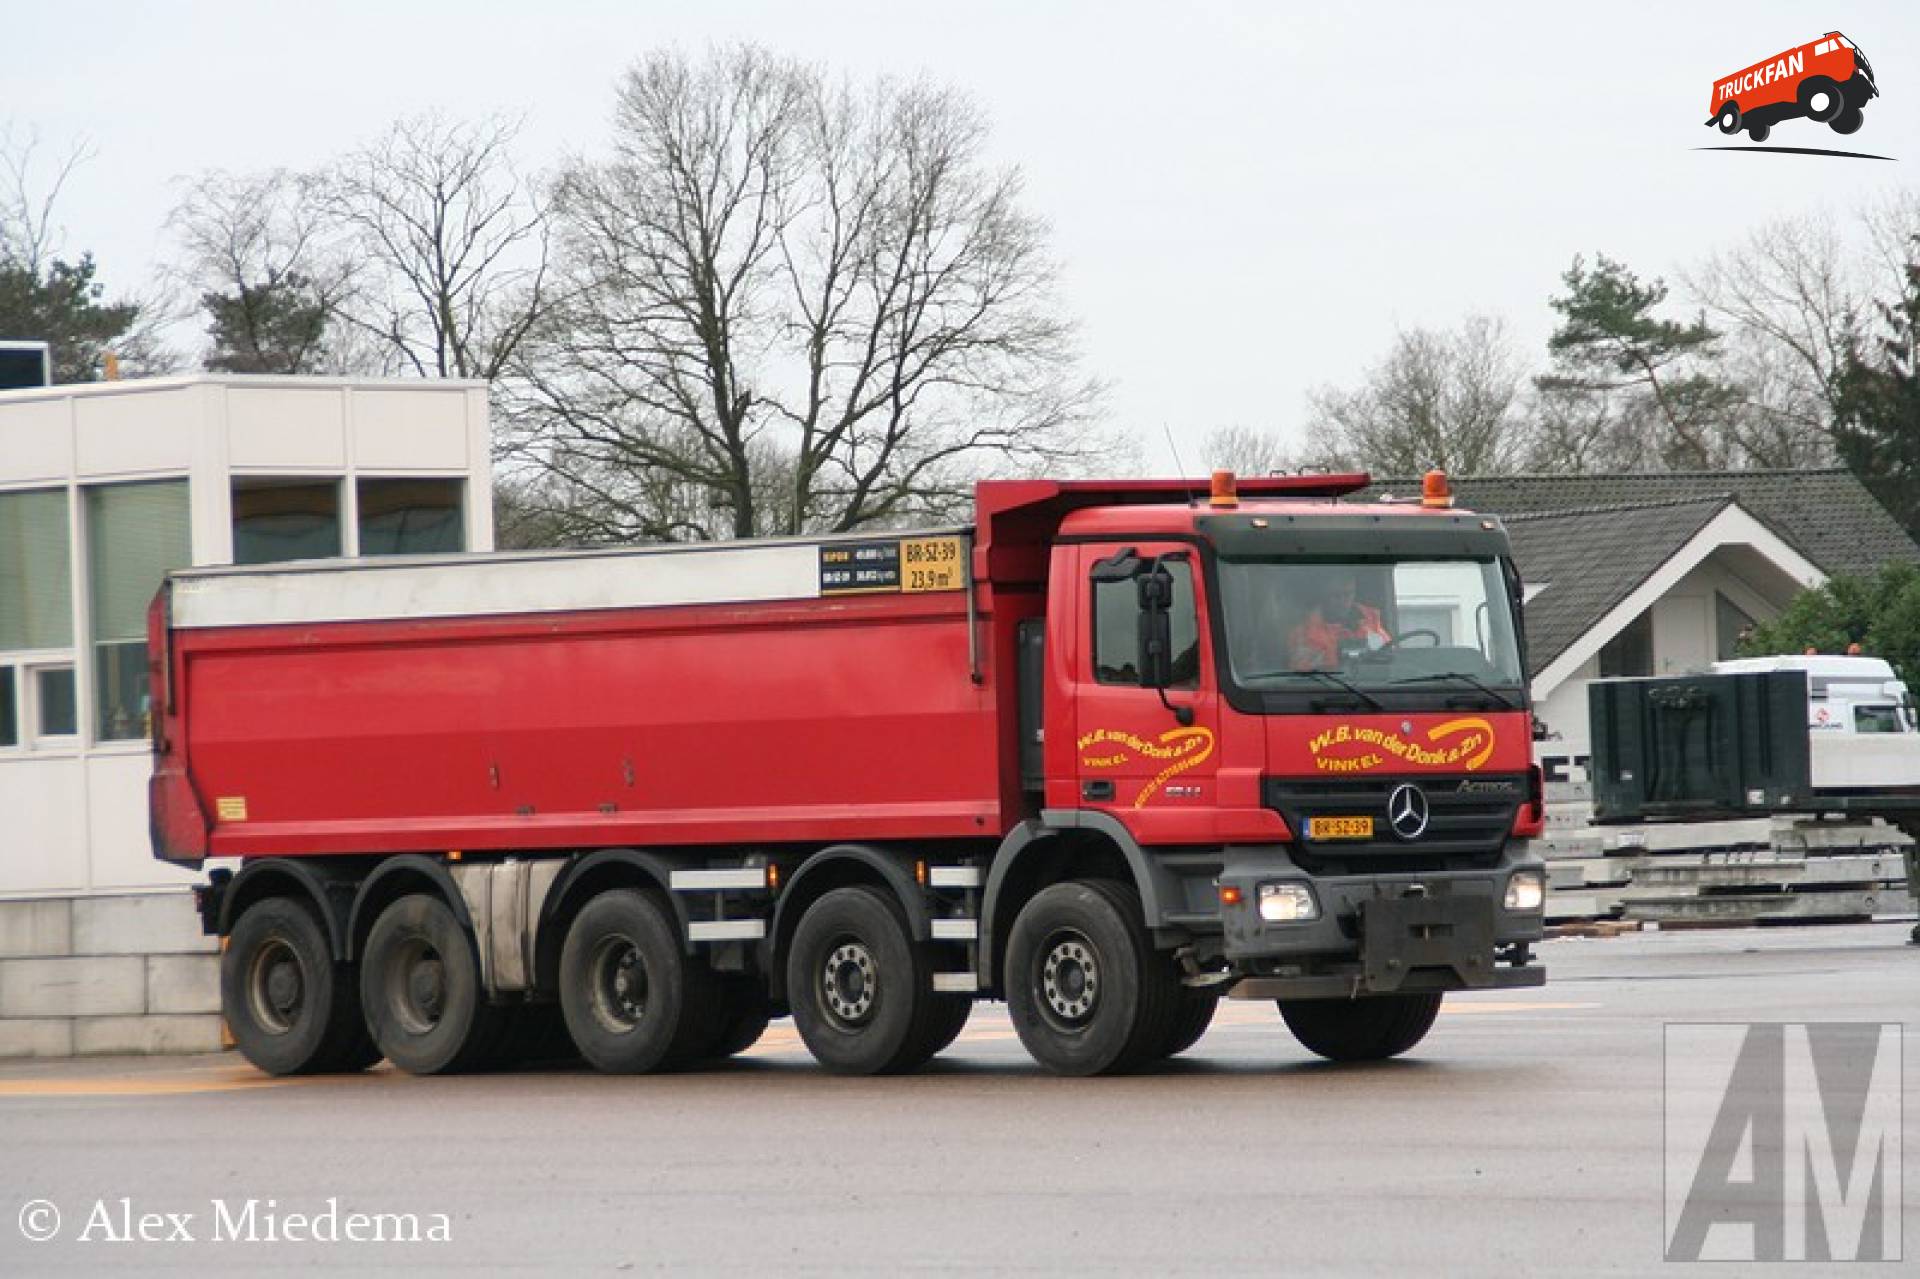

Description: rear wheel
[698,975,773,1059]
[1715,103,1741,135]
[1005,879,1181,1076]
[223,897,376,1075]
[361,893,503,1074]
[1277,992,1443,1062]
[914,994,975,1062]
[788,886,940,1074]
[560,889,709,1073]
[1830,107,1864,135]
[1746,121,1771,143]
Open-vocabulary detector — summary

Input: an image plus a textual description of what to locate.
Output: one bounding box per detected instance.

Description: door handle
[1082,780,1116,801]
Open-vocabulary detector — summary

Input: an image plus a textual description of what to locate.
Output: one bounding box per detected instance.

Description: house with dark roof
[1364,470,1920,793]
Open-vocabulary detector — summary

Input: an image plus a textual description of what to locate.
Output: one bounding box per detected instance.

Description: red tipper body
[149,476,1542,866]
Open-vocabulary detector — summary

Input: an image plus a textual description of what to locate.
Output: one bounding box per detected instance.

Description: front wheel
[1005,880,1182,1076]
[1798,76,1844,122]
[1830,107,1864,135]
[1747,121,1772,143]
[787,886,940,1075]
[1278,992,1443,1062]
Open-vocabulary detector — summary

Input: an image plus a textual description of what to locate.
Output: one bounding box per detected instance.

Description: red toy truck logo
[1706,31,1878,142]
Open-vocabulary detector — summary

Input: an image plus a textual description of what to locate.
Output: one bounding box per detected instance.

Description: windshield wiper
[1388,671,1518,711]
[1241,668,1384,711]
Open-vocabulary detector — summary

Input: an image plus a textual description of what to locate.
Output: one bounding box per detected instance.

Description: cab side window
[1092,559,1200,686]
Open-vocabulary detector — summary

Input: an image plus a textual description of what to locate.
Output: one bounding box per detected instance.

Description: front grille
[1263,774,1522,873]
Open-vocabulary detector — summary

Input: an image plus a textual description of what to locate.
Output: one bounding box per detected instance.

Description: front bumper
[1206,841,1546,996]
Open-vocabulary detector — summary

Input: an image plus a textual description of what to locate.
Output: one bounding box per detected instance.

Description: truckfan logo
[1702,30,1887,156]
[1387,784,1430,840]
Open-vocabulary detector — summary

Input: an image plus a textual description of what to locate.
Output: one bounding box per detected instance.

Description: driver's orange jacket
[1288,604,1390,670]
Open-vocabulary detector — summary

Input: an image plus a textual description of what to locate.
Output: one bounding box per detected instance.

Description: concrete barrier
[0,891,223,1060]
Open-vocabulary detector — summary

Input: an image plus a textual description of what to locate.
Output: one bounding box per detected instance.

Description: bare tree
[1304,316,1524,474]
[502,46,1101,541]
[0,124,87,275]
[327,113,551,379]
[1201,424,1305,476]
[167,168,356,373]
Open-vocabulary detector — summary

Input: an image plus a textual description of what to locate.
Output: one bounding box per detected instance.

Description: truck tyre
[787,885,938,1075]
[1715,103,1740,135]
[1746,121,1771,143]
[1005,879,1181,1076]
[698,975,772,1059]
[1158,990,1220,1059]
[360,892,504,1074]
[487,1004,579,1067]
[223,896,376,1075]
[1830,107,1864,135]
[1798,76,1844,122]
[1277,992,1444,1062]
[913,994,974,1062]
[559,889,707,1073]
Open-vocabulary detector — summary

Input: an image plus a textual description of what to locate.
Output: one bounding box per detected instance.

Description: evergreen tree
[1832,239,1920,541]
[0,252,139,382]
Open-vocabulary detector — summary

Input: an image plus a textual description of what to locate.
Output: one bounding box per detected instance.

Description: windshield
[1216,556,1526,691]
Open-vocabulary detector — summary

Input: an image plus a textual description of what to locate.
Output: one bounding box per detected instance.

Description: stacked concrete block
[0,891,222,1059]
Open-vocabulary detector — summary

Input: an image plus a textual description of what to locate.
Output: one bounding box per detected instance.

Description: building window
[233,478,341,565]
[0,487,73,653]
[1598,610,1654,678]
[358,478,464,556]
[0,661,77,749]
[1715,591,1756,661]
[87,480,190,742]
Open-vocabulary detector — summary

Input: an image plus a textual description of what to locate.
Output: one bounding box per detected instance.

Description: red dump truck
[150,471,1547,1078]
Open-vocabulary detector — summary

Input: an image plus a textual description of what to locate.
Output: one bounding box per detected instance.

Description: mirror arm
[1157,686,1195,727]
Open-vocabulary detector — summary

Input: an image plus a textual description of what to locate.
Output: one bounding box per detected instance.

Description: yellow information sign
[900,536,965,593]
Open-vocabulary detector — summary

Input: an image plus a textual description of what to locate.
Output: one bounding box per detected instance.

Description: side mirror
[1137,565,1175,690]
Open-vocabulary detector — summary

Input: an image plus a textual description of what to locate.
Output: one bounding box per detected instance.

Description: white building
[0,375,491,1057]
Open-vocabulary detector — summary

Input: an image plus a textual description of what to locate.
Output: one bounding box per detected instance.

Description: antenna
[1162,424,1201,505]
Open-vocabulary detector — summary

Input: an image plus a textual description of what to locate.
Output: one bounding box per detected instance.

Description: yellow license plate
[1308,816,1374,841]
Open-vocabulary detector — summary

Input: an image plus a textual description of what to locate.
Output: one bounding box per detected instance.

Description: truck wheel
[787,885,937,1074]
[1277,992,1444,1062]
[1158,990,1220,1059]
[223,897,376,1075]
[1006,879,1181,1076]
[559,889,707,1073]
[1830,107,1864,135]
[1746,121,1771,143]
[1798,76,1844,122]
[1715,103,1741,135]
[360,893,503,1074]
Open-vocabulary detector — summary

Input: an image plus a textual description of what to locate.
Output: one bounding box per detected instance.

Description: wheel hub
[589,936,647,1033]
[822,942,878,1024]
[246,939,305,1035]
[1041,936,1099,1023]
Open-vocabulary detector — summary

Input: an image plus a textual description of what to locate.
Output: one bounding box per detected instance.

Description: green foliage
[0,252,139,382]
[1740,560,1920,688]
[202,273,331,373]
[1537,254,1742,469]
[1831,240,1920,541]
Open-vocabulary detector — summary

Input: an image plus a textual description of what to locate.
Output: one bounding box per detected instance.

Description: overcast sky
[9,1,1918,471]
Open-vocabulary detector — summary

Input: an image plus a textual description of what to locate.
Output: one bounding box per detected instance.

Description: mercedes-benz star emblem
[1387,783,1430,840]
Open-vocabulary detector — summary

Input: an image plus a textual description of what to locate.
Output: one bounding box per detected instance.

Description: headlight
[1258,882,1319,923]
[1505,870,1545,912]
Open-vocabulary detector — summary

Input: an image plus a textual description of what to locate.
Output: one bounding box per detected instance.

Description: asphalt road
[2,920,1916,1276]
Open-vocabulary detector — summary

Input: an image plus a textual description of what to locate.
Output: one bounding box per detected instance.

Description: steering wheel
[1354,628,1442,658]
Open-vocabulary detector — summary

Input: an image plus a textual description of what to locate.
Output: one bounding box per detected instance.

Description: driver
[1289,571,1391,670]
